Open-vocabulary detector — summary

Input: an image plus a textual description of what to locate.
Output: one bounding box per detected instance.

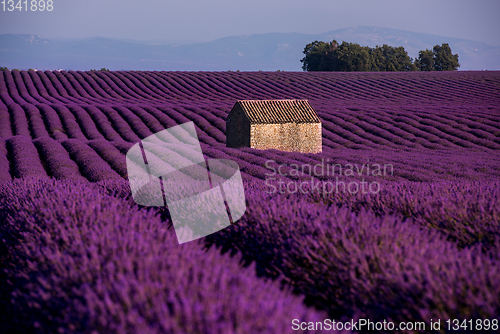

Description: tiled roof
[234,100,321,124]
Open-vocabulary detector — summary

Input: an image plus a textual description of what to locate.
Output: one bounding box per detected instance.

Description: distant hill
[1,26,499,71]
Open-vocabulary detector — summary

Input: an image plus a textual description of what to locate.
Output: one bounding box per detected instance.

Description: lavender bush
[50,104,88,140]
[61,139,121,182]
[22,103,50,138]
[33,136,87,180]
[7,103,31,137]
[206,181,500,324]
[0,178,334,334]
[37,104,68,140]
[6,135,47,179]
[66,104,106,140]
[0,106,13,138]
[0,138,11,182]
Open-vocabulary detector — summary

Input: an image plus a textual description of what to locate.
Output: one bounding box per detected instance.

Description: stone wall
[250,122,322,153]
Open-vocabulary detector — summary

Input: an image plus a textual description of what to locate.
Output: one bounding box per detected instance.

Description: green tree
[300,40,339,71]
[0,66,8,71]
[415,49,435,71]
[433,43,459,71]
[415,44,459,71]
[335,42,372,71]
[370,45,415,71]
[301,40,417,72]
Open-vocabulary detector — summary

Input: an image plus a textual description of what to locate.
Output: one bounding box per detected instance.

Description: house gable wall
[226,104,251,148]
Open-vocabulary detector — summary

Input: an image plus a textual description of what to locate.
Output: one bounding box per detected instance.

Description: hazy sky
[1,0,499,45]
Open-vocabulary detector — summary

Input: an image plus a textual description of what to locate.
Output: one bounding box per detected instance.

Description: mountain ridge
[1,26,499,71]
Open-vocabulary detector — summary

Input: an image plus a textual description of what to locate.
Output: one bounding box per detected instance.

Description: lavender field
[0,69,500,333]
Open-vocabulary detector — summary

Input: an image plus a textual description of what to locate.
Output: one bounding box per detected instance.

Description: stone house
[226,100,322,153]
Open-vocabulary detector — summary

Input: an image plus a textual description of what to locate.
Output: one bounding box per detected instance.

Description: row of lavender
[2,132,500,324]
[2,133,500,186]
[2,176,498,332]
[0,178,338,334]
[1,71,499,148]
[2,99,500,150]
[2,71,500,182]
[2,70,500,106]
[0,98,499,184]
[205,178,500,324]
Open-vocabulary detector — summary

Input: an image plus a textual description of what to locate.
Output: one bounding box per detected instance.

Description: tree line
[300,40,459,71]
